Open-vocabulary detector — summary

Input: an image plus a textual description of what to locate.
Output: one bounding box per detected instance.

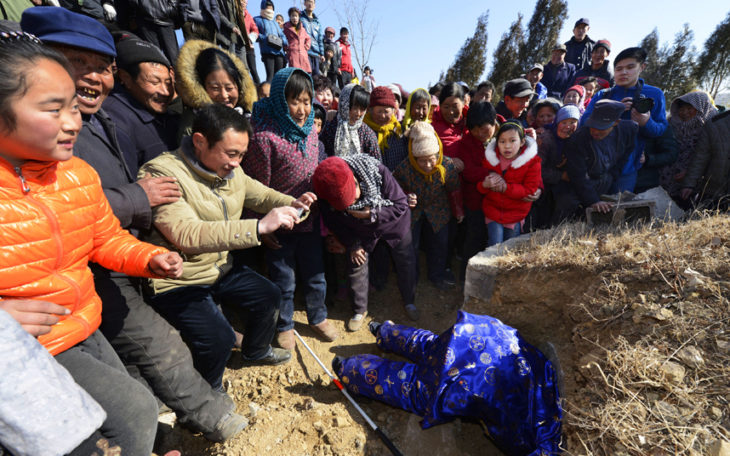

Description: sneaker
[442,269,456,286]
[347,312,368,332]
[368,320,382,337]
[310,319,339,342]
[241,347,291,366]
[432,279,455,291]
[404,304,420,321]
[276,330,295,350]
[203,410,248,442]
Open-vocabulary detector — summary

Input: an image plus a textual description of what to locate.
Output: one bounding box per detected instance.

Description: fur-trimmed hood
[485,135,538,169]
[175,39,257,112]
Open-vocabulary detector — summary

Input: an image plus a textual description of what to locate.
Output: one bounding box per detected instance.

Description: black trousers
[136,20,180,66]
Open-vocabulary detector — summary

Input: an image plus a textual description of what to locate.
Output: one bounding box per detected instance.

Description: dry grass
[491,211,730,455]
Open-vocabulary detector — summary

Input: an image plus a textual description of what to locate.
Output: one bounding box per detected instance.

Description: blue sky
[238,0,728,92]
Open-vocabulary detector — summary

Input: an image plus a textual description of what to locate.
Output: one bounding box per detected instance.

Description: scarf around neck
[363,112,401,151]
[407,131,446,184]
[334,84,364,157]
[260,8,274,20]
[252,67,314,152]
[342,154,393,210]
[402,88,431,132]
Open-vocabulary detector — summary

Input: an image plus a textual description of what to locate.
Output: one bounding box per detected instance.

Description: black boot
[368,321,382,336]
[331,356,344,375]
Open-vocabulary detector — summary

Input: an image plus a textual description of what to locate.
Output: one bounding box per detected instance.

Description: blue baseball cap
[21,7,116,58]
[585,100,625,130]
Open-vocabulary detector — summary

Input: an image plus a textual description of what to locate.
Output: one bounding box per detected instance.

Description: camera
[632,96,654,114]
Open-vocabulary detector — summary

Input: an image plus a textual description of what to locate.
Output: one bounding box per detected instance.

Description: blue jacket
[541,61,576,99]
[254,15,287,56]
[580,78,667,191]
[535,82,548,100]
[300,11,324,58]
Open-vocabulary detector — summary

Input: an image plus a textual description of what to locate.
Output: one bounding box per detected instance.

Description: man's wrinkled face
[526,69,543,85]
[592,46,608,66]
[56,46,114,116]
[120,62,174,114]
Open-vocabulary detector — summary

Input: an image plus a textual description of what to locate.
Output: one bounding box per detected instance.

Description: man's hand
[138,174,181,208]
[679,187,694,200]
[347,207,371,219]
[233,26,242,37]
[522,188,542,202]
[259,206,300,233]
[673,170,686,182]
[620,97,634,112]
[148,252,183,278]
[590,201,613,213]
[261,233,282,249]
[0,299,69,337]
[407,193,417,208]
[451,157,465,172]
[350,247,366,266]
[292,192,317,213]
[102,3,117,21]
[631,108,651,127]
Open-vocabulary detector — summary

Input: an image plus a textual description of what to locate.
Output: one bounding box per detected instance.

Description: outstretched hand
[291,192,317,213]
[148,252,183,278]
[0,299,69,337]
[259,206,300,234]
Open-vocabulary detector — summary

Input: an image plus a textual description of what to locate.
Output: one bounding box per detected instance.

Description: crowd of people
[1,3,729,455]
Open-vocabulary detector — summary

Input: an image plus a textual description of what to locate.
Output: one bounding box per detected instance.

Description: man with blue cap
[558,99,639,218]
[21,6,249,444]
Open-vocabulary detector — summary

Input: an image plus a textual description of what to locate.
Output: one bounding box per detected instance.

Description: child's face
[348,105,366,125]
[410,99,429,122]
[470,122,496,144]
[497,129,525,160]
[369,105,393,126]
[563,90,581,106]
[287,91,312,127]
[313,117,323,134]
[315,88,333,110]
[325,49,334,60]
[415,153,438,174]
[535,107,556,128]
[0,59,81,166]
[582,82,597,99]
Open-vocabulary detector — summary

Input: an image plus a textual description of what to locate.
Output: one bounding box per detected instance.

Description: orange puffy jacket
[0,155,167,355]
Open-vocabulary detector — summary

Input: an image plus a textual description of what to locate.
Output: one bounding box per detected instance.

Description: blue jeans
[412,216,449,283]
[486,221,521,247]
[309,55,321,76]
[266,231,327,332]
[55,331,158,455]
[148,264,280,389]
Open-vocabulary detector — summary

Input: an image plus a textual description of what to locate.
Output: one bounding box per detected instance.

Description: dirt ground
[153,260,502,456]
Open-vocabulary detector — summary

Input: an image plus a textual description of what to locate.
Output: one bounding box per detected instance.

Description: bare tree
[332,0,378,78]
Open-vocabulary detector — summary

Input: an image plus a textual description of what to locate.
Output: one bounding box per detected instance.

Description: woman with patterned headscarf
[320,83,381,160]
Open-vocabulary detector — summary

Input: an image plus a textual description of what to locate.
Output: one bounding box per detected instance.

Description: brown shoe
[276,330,295,350]
[310,319,339,342]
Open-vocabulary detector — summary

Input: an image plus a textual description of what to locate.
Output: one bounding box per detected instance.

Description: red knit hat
[369,86,397,109]
[312,157,357,211]
[565,85,585,98]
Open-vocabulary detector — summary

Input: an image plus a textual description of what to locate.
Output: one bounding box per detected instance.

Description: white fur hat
[407,121,440,157]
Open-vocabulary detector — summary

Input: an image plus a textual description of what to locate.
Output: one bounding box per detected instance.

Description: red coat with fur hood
[477,136,542,224]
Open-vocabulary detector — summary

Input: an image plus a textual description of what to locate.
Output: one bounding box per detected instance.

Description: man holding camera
[581,47,667,193]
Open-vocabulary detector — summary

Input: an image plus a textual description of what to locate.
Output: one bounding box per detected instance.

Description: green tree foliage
[488,13,526,101]
[694,10,730,98]
[517,0,568,73]
[638,29,662,86]
[441,12,490,87]
[640,25,698,102]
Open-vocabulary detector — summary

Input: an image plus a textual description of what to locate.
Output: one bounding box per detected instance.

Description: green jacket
[139,139,294,293]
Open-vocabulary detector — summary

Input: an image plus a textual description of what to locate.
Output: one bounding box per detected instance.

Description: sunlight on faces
[0,59,81,166]
[315,87,333,110]
[415,153,438,174]
[581,81,597,99]
[289,10,299,26]
[470,122,496,144]
[591,47,608,66]
[287,91,311,127]
[410,99,429,122]
[313,117,322,134]
[527,69,543,85]
[369,105,393,126]
[563,90,581,106]
[193,128,249,178]
[504,95,530,118]
[677,104,698,122]
[120,62,174,114]
[56,46,114,115]
[614,58,644,88]
[535,106,556,128]
[440,95,464,125]
[473,87,492,104]
[348,105,366,125]
[204,69,239,108]
[556,118,578,139]
[497,129,525,160]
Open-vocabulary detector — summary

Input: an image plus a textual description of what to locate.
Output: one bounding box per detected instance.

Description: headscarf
[402,88,431,132]
[406,121,446,184]
[334,83,364,157]
[363,112,401,151]
[341,154,393,211]
[669,91,718,152]
[252,67,314,152]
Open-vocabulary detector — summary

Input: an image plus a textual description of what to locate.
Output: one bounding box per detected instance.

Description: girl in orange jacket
[0,31,182,454]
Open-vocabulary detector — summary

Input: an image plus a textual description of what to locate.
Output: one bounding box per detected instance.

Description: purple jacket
[320,163,410,252]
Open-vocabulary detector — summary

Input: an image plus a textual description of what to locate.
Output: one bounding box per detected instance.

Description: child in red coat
[478,121,542,246]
